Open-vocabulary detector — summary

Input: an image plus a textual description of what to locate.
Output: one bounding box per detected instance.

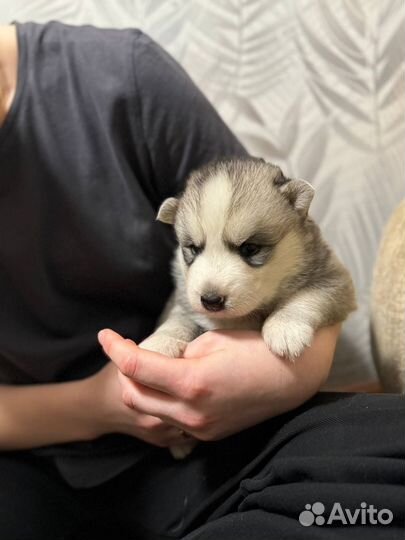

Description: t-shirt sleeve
[131,32,248,203]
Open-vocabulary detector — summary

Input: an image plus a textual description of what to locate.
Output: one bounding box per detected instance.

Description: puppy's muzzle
[200,292,226,312]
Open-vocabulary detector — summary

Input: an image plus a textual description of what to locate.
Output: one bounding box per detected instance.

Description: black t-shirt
[0,21,247,486]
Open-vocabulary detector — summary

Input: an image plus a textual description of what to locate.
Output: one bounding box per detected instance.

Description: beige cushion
[371,201,405,392]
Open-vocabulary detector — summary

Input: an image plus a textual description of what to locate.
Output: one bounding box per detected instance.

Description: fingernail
[98,329,109,344]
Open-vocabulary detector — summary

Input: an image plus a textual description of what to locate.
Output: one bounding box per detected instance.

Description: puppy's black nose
[201,293,226,312]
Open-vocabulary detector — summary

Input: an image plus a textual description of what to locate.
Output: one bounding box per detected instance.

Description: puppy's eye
[239,242,261,258]
[187,244,202,256]
[182,243,203,266]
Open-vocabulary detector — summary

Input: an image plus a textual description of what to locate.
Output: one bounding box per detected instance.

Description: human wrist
[82,363,126,439]
[77,372,107,440]
[62,376,103,442]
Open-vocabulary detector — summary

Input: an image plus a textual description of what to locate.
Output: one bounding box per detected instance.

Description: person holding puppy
[0,22,403,540]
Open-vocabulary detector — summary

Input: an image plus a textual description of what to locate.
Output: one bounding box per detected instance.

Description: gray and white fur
[140,158,357,458]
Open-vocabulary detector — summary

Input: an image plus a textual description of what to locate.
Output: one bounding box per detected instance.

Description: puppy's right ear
[156,197,179,225]
[273,170,314,219]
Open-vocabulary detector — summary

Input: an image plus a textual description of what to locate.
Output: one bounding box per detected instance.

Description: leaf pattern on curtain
[1,0,404,387]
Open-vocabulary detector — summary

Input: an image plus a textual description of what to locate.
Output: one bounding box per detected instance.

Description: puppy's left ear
[275,175,315,219]
[157,197,179,225]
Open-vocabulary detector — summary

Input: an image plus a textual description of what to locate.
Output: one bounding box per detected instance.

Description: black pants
[1,392,404,540]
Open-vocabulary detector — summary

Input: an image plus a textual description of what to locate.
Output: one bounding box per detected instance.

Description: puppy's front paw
[262,318,314,360]
[139,333,187,358]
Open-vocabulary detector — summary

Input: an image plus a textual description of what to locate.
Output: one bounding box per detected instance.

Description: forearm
[0,378,96,450]
[262,324,340,418]
[0,25,17,126]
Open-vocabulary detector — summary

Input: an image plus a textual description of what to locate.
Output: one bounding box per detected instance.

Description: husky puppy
[140,158,357,458]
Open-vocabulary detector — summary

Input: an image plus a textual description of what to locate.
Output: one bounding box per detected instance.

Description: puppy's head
[157,159,314,319]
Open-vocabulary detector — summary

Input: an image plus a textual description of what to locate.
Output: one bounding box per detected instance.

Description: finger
[138,415,193,445]
[157,425,195,445]
[98,328,194,396]
[138,413,195,444]
[183,331,227,359]
[183,335,209,359]
[118,372,191,429]
[169,429,196,446]
[149,429,195,449]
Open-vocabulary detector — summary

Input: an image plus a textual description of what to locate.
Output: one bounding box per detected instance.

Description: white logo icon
[299,502,325,526]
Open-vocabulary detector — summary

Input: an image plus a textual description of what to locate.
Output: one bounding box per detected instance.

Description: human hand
[98,325,339,442]
[87,361,191,448]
